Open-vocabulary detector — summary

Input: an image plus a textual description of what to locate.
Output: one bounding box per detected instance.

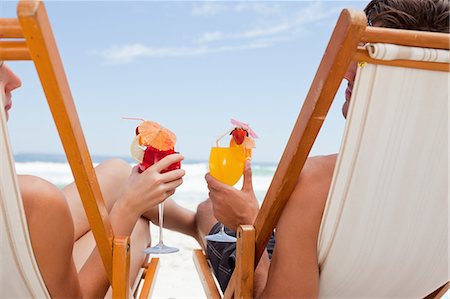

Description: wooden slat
[112,236,130,299]
[235,225,255,299]
[362,26,450,50]
[223,276,235,299]
[354,48,450,72]
[0,18,24,38]
[193,249,222,299]
[17,0,115,280]
[224,8,367,297]
[0,41,31,60]
[132,268,145,297]
[139,258,159,299]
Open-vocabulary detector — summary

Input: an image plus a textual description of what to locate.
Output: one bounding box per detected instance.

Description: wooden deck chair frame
[193,9,450,299]
[0,0,159,297]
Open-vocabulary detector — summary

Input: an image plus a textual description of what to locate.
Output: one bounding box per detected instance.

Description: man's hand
[205,160,259,231]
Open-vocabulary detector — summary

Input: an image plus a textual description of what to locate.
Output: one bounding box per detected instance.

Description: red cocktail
[139,146,181,173]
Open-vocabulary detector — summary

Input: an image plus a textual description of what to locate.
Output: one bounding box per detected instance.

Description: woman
[1,62,198,298]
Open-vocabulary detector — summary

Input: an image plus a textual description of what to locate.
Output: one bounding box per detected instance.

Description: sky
[2,0,366,163]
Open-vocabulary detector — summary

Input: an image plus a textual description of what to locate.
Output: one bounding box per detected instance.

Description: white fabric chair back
[0,93,50,298]
[318,46,448,297]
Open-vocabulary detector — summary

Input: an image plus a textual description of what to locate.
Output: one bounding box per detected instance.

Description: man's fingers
[152,153,184,173]
[242,160,254,192]
[160,169,185,182]
[205,173,229,191]
[208,190,218,201]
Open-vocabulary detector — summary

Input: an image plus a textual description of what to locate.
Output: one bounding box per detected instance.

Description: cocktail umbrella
[138,121,177,151]
[230,118,258,138]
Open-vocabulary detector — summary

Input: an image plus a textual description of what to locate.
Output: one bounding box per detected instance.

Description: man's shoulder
[290,154,337,206]
[307,154,337,164]
[294,154,337,191]
[303,154,337,177]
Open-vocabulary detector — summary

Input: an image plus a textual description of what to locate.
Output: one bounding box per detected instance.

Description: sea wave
[14,161,275,194]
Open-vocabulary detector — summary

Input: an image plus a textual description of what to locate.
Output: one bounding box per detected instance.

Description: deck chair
[193,9,449,298]
[0,0,158,297]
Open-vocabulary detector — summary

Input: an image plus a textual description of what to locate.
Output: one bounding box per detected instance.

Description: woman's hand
[120,153,185,217]
[205,160,259,231]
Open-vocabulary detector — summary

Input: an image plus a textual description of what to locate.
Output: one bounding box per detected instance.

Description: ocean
[14,153,276,207]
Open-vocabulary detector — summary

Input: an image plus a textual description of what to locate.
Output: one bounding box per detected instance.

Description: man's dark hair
[364,0,449,33]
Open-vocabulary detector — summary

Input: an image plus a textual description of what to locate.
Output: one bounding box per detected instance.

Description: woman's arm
[20,175,84,298]
[77,154,186,298]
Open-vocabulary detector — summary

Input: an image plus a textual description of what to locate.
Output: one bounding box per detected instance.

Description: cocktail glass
[143,147,180,254]
[205,146,246,243]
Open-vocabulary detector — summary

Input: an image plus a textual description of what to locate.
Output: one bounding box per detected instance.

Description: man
[195,0,449,297]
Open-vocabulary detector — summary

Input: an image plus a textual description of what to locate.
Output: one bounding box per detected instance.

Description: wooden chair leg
[235,225,255,299]
[112,236,130,299]
[138,258,159,299]
[193,249,222,299]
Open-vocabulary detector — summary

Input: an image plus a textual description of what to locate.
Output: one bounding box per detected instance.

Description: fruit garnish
[230,136,255,159]
[230,128,248,145]
[130,135,145,163]
[214,119,258,158]
[138,121,176,151]
[125,118,181,173]
[230,136,255,149]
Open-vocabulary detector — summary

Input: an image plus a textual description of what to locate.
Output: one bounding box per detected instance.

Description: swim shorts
[206,222,276,292]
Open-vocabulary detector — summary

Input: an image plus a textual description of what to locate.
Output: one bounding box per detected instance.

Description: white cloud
[197,20,291,43]
[95,2,342,64]
[191,2,227,16]
[198,31,224,43]
[191,2,283,17]
[197,2,339,44]
[96,42,272,64]
[234,3,282,15]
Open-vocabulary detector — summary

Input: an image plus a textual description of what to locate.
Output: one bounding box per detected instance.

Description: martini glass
[143,148,180,254]
[205,146,246,243]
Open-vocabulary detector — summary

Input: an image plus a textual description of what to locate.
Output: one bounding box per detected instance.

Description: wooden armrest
[112,236,131,299]
[234,225,255,299]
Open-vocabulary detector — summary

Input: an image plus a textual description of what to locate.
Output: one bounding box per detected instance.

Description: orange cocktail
[209,146,246,186]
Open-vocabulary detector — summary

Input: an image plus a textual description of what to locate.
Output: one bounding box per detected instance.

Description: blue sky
[2,1,366,163]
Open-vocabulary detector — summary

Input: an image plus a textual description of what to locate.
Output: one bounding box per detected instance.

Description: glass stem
[220,223,226,234]
[158,202,164,244]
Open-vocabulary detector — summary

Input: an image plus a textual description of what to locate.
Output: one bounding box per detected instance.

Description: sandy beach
[148,226,207,298]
